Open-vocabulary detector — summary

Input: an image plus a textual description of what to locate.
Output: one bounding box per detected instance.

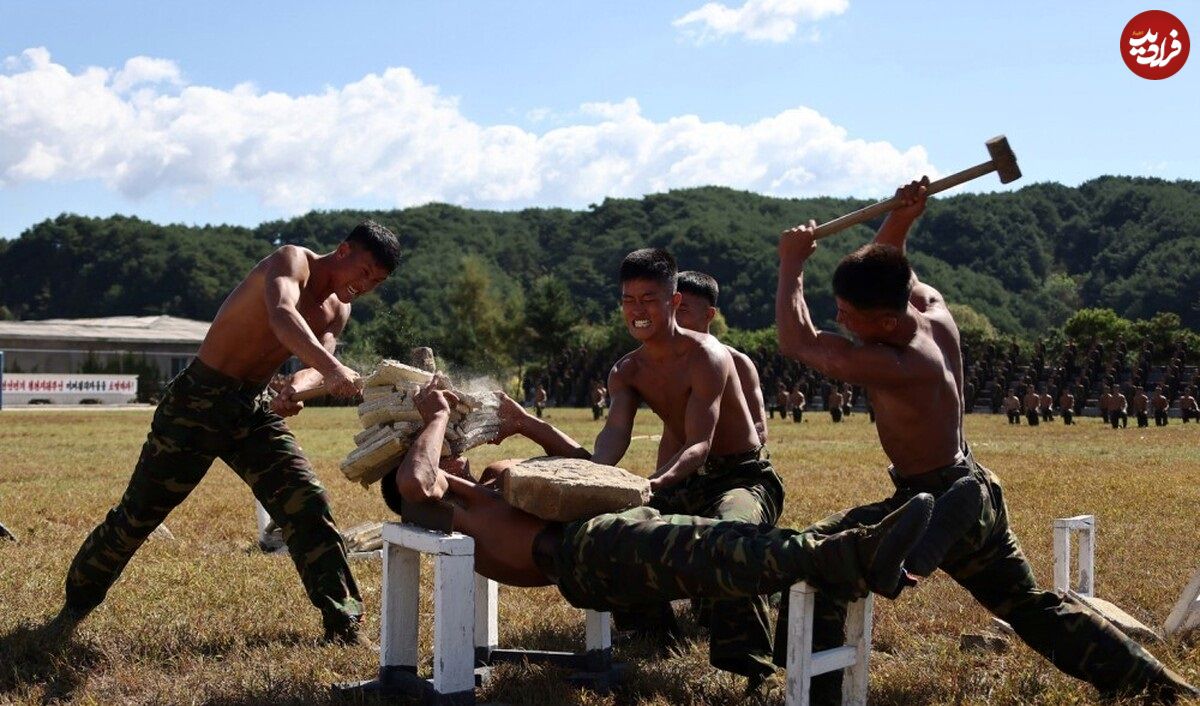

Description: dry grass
[1,407,1198,705]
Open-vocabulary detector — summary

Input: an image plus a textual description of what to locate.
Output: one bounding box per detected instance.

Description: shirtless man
[773,382,788,419]
[533,384,548,419]
[1059,388,1075,425]
[489,248,785,683]
[53,221,399,644]
[1039,390,1054,423]
[1023,387,1041,426]
[1003,389,1021,424]
[1152,386,1169,427]
[1111,388,1129,429]
[1132,387,1150,428]
[1180,388,1198,424]
[1099,387,1113,425]
[673,270,768,445]
[828,387,845,423]
[776,178,1195,702]
[789,385,806,423]
[381,382,932,647]
[590,380,607,421]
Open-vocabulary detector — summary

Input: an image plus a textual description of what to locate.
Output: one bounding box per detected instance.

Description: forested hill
[1,176,1198,342]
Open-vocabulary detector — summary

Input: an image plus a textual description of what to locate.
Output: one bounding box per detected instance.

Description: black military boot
[857,493,934,597]
[904,476,986,578]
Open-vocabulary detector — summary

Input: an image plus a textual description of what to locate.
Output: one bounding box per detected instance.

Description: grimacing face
[334,243,390,304]
[621,278,679,341]
[675,291,715,333]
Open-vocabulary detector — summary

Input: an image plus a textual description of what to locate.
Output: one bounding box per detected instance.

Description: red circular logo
[1122,10,1189,79]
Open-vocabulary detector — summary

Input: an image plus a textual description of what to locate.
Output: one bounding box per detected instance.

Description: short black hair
[620,248,677,291]
[345,219,401,272]
[676,270,719,307]
[832,244,913,312]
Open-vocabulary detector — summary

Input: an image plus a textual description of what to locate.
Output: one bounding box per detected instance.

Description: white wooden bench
[337,521,873,705]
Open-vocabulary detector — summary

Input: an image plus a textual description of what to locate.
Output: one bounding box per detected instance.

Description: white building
[0,315,210,381]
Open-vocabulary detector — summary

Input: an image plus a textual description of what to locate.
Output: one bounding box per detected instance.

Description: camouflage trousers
[64,360,363,632]
[548,504,864,628]
[611,450,785,680]
[785,451,1166,700]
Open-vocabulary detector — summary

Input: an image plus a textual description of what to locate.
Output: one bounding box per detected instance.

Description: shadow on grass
[0,620,103,704]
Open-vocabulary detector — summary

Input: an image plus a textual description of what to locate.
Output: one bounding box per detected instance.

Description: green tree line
[1,176,1198,372]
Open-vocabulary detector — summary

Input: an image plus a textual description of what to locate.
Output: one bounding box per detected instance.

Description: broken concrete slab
[500,456,651,522]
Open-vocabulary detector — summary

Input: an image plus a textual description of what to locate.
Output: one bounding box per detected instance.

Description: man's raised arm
[393,380,456,502]
[264,246,360,398]
[775,222,927,387]
[871,177,945,313]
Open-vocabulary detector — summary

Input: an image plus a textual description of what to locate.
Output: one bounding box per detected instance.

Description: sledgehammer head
[986,135,1021,184]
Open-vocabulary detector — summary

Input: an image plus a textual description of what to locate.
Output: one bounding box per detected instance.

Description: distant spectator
[1180,389,1197,424]
[828,387,844,423]
[1099,388,1113,426]
[590,380,607,421]
[1132,387,1149,428]
[772,382,788,419]
[534,385,547,419]
[1023,389,1041,427]
[1004,390,1021,424]
[1111,390,1129,429]
[789,386,805,423]
[1152,386,1170,427]
[1059,389,1075,425]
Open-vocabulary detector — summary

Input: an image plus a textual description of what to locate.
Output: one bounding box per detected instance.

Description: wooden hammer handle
[811,159,996,239]
[292,385,330,402]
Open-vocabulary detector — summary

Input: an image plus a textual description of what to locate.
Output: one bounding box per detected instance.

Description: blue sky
[1,1,1197,238]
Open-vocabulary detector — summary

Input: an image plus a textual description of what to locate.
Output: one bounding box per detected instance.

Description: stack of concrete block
[340,359,500,486]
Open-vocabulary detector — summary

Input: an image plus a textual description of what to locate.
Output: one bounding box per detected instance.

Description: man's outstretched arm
[493,392,590,458]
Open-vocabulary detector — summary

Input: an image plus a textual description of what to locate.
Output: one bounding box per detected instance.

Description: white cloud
[674,0,848,44]
[112,56,182,93]
[0,47,936,214]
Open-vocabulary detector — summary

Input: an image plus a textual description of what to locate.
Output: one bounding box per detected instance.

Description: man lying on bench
[378,379,934,615]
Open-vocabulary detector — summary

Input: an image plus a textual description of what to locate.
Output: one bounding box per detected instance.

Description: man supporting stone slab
[380,379,933,637]
[490,247,785,683]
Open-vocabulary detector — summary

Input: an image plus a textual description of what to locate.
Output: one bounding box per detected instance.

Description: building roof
[0,316,210,345]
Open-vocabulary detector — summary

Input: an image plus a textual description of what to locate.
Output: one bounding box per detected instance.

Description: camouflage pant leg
[553,507,858,618]
[945,474,1165,694]
[220,403,362,629]
[65,391,219,611]
[614,463,784,679]
[699,481,784,679]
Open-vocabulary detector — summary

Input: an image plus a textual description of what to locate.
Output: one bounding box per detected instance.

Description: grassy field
[1,406,1198,705]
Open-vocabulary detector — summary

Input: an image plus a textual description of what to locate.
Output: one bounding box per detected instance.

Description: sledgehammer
[807,135,1021,239]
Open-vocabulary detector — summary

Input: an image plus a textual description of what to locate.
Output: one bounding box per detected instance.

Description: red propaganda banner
[1122,10,1190,80]
[1,374,138,395]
